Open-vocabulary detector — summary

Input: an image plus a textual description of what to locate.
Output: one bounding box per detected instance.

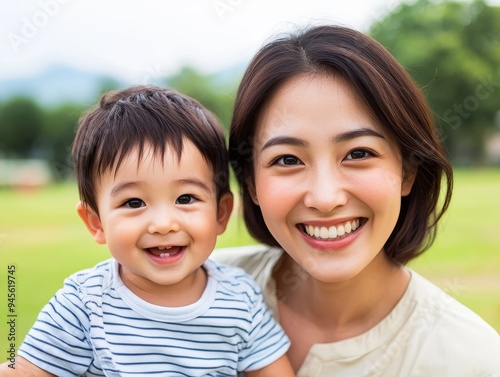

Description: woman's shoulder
[211,244,283,276]
[404,269,500,372]
[409,269,498,333]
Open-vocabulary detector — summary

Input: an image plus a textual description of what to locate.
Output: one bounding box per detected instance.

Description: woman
[215,25,500,376]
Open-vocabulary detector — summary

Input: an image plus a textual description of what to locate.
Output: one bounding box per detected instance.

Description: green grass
[0,169,498,354]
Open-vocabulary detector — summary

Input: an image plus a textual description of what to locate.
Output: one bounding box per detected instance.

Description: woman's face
[252,74,415,283]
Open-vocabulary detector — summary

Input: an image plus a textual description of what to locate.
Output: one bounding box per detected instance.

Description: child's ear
[216,192,234,235]
[76,201,106,244]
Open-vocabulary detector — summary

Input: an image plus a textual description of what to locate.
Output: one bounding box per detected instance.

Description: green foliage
[166,66,237,132]
[0,97,44,158]
[370,0,500,164]
[41,103,87,180]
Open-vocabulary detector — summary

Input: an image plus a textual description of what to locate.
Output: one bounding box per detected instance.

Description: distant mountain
[0,66,124,106]
[0,62,246,107]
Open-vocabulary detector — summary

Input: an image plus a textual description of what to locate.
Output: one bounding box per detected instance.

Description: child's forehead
[108,140,213,179]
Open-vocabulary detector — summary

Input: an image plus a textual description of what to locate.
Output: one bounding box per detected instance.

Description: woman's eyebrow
[260,128,385,152]
[332,128,386,143]
[260,136,308,152]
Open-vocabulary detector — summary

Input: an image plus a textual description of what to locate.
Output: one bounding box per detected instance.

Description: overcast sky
[2,0,499,83]
[1,0,400,82]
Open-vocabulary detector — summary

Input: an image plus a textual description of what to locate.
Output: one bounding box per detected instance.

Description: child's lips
[146,246,184,257]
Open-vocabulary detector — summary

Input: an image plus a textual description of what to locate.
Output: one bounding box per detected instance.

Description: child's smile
[79,139,232,305]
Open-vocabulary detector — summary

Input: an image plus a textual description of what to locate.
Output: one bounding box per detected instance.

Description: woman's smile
[252,73,414,282]
[301,218,362,240]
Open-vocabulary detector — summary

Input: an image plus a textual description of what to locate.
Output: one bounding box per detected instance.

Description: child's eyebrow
[176,178,211,193]
[110,181,141,197]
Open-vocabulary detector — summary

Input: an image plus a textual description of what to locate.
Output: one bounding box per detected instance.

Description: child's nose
[147,206,181,235]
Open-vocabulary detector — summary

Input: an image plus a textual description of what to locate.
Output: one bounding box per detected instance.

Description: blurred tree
[370,0,500,164]
[166,66,237,132]
[97,77,124,98]
[41,103,87,180]
[0,97,44,158]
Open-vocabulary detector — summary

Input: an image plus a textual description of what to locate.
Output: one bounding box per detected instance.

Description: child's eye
[272,155,302,166]
[124,198,145,208]
[345,149,373,160]
[176,195,196,205]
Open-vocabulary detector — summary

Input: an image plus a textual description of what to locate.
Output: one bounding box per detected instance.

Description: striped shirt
[18,258,290,376]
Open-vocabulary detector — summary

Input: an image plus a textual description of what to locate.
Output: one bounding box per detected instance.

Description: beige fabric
[212,245,500,377]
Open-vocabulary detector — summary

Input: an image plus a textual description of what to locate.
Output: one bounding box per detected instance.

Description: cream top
[213,245,500,377]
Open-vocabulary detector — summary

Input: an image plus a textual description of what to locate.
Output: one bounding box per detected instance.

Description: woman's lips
[302,218,365,241]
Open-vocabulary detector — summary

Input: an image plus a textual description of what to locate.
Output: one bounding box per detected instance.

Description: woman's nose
[147,206,181,235]
[303,167,348,213]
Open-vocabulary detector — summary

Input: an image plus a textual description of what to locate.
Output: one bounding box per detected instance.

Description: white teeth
[160,253,170,258]
[320,227,329,238]
[345,221,351,233]
[337,225,345,236]
[304,219,361,240]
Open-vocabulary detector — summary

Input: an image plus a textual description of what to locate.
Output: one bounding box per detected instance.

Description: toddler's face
[79,139,232,304]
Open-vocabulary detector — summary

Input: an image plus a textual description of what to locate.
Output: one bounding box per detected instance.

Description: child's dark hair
[229,25,453,265]
[72,85,230,214]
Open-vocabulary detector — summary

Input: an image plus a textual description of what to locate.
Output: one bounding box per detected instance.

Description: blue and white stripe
[18,258,289,376]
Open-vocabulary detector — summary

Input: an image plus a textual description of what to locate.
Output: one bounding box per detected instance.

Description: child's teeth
[160,253,170,257]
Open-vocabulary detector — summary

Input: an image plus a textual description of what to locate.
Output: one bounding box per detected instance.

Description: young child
[1,86,293,376]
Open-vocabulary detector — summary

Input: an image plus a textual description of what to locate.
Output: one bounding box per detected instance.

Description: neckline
[111,259,218,322]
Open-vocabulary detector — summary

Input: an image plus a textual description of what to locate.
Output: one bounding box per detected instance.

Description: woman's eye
[176,195,195,205]
[125,198,145,208]
[346,149,371,160]
[274,155,301,166]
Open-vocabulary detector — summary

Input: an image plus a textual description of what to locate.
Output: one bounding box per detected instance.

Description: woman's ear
[401,170,417,197]
[216,193,234,235]
[246,177,259,205]
[76,201,106,244]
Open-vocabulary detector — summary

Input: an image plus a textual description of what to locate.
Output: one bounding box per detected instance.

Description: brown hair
[72,85,230,215]
[229,25,453,264]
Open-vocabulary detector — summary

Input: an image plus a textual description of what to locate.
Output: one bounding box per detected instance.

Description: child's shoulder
[64,258,115,292]
[205,258,264,298]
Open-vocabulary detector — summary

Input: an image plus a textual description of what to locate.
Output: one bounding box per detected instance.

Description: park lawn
[0,168,498,354]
